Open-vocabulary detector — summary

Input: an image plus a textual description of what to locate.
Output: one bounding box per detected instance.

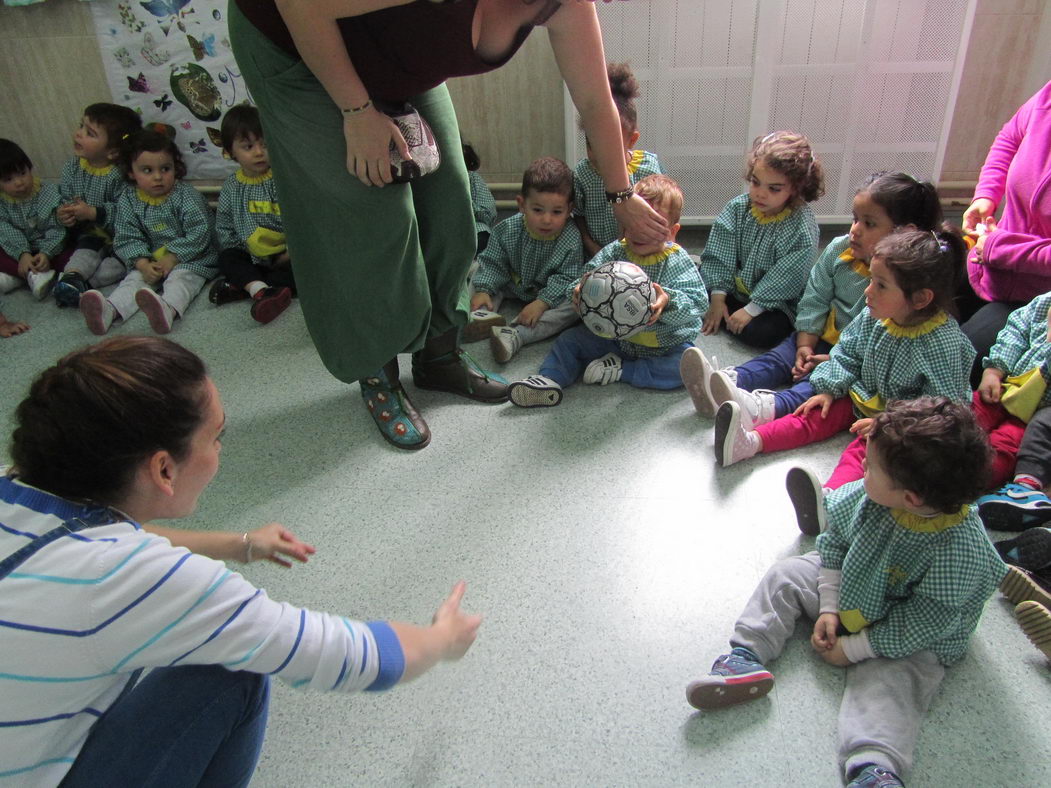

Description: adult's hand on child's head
[962,198,996,234]
[978,367,1005,404]
[611,193,668,247]
[795,392,834,418]
[247,523,317,568]
[342,108,408,188]
[811,612,840,651]
[726,308,753,335]
[701,301,729,335]
[646,282,669,324]
[432,580,482,662]
[470,291,494,312]
[517,299,549,328]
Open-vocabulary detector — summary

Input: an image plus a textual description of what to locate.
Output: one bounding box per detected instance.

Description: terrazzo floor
[2,231,1050,787]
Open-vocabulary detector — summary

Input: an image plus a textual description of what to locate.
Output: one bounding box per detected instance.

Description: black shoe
[53,272,88,307]
[786,466,826,536]
[209,277,250,306]
[412,349,509,403]
[995,527,1051,571]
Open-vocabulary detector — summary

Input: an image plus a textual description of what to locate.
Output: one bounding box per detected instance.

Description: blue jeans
[540,325,689,390]
[61,665,270,788]
[734,333,832,418]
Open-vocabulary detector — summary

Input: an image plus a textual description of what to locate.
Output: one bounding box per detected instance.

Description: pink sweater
[967,81,1051,303]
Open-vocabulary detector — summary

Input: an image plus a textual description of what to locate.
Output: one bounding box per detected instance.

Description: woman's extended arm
[144,522,316,567]
[544,2,667,245]
[275,0,412,185]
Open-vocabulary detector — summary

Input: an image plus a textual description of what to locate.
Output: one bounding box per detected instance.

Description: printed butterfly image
[189,139,208,154]
[113,47,135,69]
[206,127,223,147]
[141,32,171,67]
[139,0,195,35]
[187,33,217,61]
[154,93,174,112]
[127,73,150,93]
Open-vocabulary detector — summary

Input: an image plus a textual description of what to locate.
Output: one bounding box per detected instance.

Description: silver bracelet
[242,531,253,563]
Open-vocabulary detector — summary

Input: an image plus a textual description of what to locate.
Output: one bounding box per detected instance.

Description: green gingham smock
[471,213,584,307]
[469,171,497,238]
[794,235,870,344]
[579,239,708,359]
[0,179,66,259]
[58,157,128,238]
[984,292,1051,410]
[573,149,662,248]
[216,169,285,268]
[699,193,819,319]
[817,481,1006,665]
[113,181,218,278]
[809,308,974,416]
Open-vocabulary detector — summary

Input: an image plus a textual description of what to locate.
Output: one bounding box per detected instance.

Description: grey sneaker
[583,353,622,385]
[490,325,521,363]
[463,308,506,342]
[680,346,718,417]
[846,765,904,787]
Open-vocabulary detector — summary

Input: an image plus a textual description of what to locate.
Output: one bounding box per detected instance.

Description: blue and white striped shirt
[0,474,403,785]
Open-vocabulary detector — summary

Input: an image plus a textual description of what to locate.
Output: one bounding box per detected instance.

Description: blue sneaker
[686,646,773,710]
[846,764,904,787]
[53,272,88,307]
[978,483,1051,531]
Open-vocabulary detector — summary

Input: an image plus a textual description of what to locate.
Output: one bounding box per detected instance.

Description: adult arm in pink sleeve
[972,85,1041,205]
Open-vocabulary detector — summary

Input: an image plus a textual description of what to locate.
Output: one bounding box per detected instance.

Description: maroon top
[235,0,561,103]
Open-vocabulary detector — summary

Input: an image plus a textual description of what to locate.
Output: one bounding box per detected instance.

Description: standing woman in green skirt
[229,0,667,449]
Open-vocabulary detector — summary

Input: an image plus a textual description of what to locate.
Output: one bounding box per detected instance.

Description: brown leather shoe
[411,329,508,402]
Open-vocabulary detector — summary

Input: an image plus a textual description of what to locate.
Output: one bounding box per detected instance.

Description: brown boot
[359,358,431,449]
[411,328,509,403]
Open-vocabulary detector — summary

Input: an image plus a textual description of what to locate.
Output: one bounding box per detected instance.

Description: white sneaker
[680,346,718,416]
[27,270,55,300]
[463,308,506,342]
[583,352,623,385]
[490,325,521,363]
[509,375,563,408]
[80,290,116,335]
[135,288,176,334]
[0,271,20,293]
[714,401,761,467]
[709,371,776,430]
[785,467,827,536]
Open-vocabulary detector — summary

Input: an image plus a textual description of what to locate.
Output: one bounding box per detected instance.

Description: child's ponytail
[607,62,640,132]
[860,172,943,231]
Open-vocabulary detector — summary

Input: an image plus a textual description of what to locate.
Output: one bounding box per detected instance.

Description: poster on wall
[89,0,250,179]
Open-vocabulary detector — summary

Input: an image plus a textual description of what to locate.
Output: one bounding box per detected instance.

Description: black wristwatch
[605,188,634,204]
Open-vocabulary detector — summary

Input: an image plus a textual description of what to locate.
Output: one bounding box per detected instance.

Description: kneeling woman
[0,336,480,786]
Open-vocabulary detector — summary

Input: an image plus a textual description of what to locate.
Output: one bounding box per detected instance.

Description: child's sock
[247,280,267,298]
[1015,474,1044,491]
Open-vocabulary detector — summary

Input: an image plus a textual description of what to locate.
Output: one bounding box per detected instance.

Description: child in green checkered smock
[686,173,948,424]
[716,230,974,488]
[463,143,497,254]
[508,175,707,407]
[572,62,663,258]
[972,292,1051,524]
[468,157,584,362]
[53,103,142,307]
[79,130,217,336]
[0,139,73,301]
[689,398,1005,787]
[210,105,296,325]
[700,131,823,349]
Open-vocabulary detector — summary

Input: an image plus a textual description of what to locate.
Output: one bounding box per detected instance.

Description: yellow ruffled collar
[0,177,41,204]
[136,188,169,206]
[621,240,679,267]
[626,149,646,175]
[79,158,114,176]
[881,310,947,338]
[891,504,969,533]
[236,169,272,185]
[749,201,792,224]
[838,247,871,278]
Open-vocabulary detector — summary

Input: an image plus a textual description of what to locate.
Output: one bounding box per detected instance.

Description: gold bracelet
[340,99,373,117]
[242,531,253,563]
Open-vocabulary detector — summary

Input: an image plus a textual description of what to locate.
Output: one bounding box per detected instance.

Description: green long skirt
[229,3,474,383]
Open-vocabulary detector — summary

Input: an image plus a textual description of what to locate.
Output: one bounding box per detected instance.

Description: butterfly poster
[90,0,250,179]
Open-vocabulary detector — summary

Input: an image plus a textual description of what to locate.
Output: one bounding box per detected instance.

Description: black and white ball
[576,260,655,340]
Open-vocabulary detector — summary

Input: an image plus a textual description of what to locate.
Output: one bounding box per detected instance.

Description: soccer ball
[576,260,655,340]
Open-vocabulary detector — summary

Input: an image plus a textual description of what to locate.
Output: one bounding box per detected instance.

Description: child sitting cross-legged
[208,104,296,324]
[508,174,708,407]
[464,156,584,360]
[688,397,1007,788]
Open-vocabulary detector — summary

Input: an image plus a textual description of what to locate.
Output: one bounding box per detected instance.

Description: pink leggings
[970,390,1026,488]
[755,396,867,489]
